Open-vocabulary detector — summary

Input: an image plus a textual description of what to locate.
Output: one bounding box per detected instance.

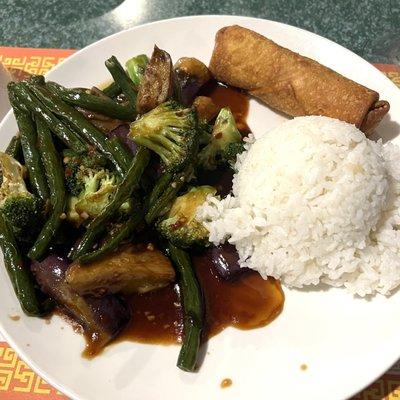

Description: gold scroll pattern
[0,343,66,398]
[0,55,67,76]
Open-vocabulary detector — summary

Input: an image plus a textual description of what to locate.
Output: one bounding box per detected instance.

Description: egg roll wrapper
[209,25,389,133]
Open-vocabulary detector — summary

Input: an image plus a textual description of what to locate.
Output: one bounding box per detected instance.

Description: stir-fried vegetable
[174,57,212,106]
[68,244,175,296]
[8,82,87,153]
[46,81,135,121]
[28,119,66,260]
[8,92,49,202]
[0,152,43,244]
[5,135,23,162]
[62,149,130,226]
[105,56,138,113]
[168,243,203,372]
[136,46,174,114]
[2,47,248,372]
[126,54,149,86]
[108,136,133,172]
[146,167,193,224]
[0,211,44,315]
[157,186,216,248]
[102,81,121,98]
[129,101,198,173]
[70,147,150,260]
[25,79,126,175]
[198,107,244,170]
[78,210,142,264]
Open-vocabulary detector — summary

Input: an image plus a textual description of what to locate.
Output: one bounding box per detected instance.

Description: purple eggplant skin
[108,124,138,153]
[174,58,212,107]
[208,244,248,280]
[136,46,174,114]
[31,255,130,351]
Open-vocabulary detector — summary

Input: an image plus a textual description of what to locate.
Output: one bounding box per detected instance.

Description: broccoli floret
[157,185,216,249]
[220,141,246,168]
[63,149,108,196]
[0,152,42,243]
[197,107,244,170]
[63,150,129,226]
[129,101,198,172]
[198,122,213,146]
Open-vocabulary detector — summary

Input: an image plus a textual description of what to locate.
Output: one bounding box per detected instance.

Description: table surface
[0,0,399,64]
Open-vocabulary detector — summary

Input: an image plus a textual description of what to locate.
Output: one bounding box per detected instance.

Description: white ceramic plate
[0,15,400,400]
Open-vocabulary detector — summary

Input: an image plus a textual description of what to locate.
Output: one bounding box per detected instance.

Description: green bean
[0,212,43,315]
[147,172,173,209]
[78,209,142,264]
[70,147,150,260]
[8,91,49,202]
[25,81,125,175]
[109,136,133,172]
[146,169,189,224]
[105,56,137,109]
[102,81,121,98]
[28,118,66,260]
[46,82,135,121]
[168,243,203,372]
[5,136,23,162]
[9,82,87,153]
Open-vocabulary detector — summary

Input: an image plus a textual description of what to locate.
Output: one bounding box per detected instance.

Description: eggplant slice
[174,57,212,106]
[136,46,174,114]
[31,255,130,354]
[66,244,175,297]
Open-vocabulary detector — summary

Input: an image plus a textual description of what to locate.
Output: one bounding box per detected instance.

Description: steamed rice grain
[198,116,400,296]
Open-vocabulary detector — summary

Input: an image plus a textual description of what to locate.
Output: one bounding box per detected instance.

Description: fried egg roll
[209,25,389,134]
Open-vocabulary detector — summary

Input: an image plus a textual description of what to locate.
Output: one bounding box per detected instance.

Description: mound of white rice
[198,116,400,296]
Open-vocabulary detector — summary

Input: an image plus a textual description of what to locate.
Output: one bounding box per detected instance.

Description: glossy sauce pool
[117,253,284,345]
[200,81,251,133]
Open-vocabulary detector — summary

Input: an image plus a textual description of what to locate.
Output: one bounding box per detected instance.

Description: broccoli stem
[8,82,87,153]
[25,80,125,176]
[146,169,189,225]
[46,82,135,121]
[102,81,121,98]
[0,211,44,316]
[5,135,23,163]
[168,243,203,372]
[28,118,66,261]
[105,56,137,111]
[70,147,150,260]
[109,136,133,172]
[78,209,142,264]
[8,92,50,202]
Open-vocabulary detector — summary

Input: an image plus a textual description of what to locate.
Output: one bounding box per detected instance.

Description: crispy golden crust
[209,25,389,132]
[361,100,390,134]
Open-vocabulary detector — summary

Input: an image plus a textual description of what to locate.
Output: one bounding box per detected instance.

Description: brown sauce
[220,378,233,389]
[200,82,250,133]
[117,252,284,345]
